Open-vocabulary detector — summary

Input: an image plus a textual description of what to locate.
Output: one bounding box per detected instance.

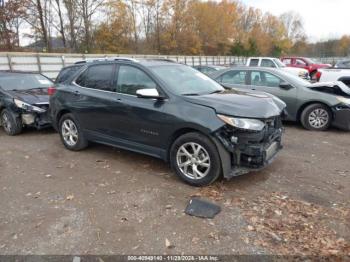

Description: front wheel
[170,132,221,186]
[1,109,22,136]
[300,104,332,131]
[58,113,88,151]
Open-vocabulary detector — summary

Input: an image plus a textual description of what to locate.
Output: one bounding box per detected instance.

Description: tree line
[1,0,349,57]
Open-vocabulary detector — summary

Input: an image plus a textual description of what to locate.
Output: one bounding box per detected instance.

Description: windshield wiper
[182,93,200,96]
[209,90,223,94]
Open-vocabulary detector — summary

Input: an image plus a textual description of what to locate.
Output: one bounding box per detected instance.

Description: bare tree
[52,0,67,48]
[280,11,305,43]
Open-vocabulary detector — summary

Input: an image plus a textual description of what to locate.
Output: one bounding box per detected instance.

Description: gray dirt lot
[0,123,349,255]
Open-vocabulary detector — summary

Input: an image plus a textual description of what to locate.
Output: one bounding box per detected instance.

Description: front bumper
[214,116,283,179]
[332,106,350,131]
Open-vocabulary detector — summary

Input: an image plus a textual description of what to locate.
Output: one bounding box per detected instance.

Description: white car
[246,57,310,79]
[316,68,350,86]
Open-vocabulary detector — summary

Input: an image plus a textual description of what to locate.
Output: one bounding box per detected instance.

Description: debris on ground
[185,198,221,219]
[191,183,228,201]
[237,192,350,256]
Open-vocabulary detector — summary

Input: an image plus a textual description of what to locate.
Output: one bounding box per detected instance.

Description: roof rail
[74,56,138,65]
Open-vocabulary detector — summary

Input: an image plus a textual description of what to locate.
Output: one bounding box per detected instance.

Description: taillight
[315,71,322,82]
[48,87,57,96]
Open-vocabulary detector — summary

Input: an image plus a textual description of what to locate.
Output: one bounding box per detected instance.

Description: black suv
[0,71,53,135]
[50,59,286,186]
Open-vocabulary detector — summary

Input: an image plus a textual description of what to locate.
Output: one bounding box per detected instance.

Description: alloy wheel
[176,142,211,180]
[61,119,79,146]
[308,108,329,129]
[2,113,12,133]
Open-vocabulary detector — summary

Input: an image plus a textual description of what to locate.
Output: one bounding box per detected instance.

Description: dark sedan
[210,67,350,131]
[0,71,53,135]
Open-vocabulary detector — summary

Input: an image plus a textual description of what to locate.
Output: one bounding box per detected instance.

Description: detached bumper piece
[215,116,283,179]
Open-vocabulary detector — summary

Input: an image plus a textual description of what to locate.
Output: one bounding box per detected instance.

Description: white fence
[0,52,247,79]
[0,52,348,79]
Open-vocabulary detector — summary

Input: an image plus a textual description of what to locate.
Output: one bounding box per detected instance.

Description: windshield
[0,73,53,91]
[304,58,319,64]
[150,64,224,95]
[273,59,286,68]
[283,71,311,86]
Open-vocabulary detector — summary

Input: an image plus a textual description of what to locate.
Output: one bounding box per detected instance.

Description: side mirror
[279,82,293,90]
[136,88,164,99]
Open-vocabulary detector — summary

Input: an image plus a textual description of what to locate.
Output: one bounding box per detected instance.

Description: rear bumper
[332,106,350,131]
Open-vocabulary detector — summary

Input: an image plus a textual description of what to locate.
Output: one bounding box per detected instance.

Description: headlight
[217,114,265,131]
[336,96,350,105]
[14,99,46,113]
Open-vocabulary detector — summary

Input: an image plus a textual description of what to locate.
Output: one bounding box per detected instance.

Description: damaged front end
[213,115,283,179]
[13,100,51,129]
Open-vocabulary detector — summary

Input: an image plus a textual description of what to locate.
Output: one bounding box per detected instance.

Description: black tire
[1,109,23,136]
[170,132,221,186]
[58,113,88,151]
[300,103,332,131]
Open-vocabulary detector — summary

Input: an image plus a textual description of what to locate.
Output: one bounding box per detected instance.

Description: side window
[75,64,115,91]
[56,66,82,84]
[251,71,281,87]
[261,59,276,68]
[296,59,306,66]
[117,66,157,96]
[249,59,259,66]
[220,71,247,85]
[282,58,292,65]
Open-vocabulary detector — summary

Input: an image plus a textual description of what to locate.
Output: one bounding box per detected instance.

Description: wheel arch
[55,109,72,130]
[296,101,333,122]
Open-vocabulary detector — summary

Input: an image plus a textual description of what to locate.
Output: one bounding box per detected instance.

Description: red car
[281,57,331,79]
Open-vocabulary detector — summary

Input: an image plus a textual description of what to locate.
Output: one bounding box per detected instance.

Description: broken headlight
[217,114,265,131]
[14,99,46,113]
[336,96,350,105]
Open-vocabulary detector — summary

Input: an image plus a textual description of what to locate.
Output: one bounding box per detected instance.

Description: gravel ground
[0,123,349,255]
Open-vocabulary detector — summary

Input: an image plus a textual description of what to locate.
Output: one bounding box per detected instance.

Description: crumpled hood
[6,88,49,104]
[309,81,350,95]
[282,67,308,74]
[184,89,286,119]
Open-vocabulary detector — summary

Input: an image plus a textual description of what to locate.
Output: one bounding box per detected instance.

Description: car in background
[192,65,227,75]
[246,57,309,80]
[50,58,286,186]
[281,57,331,79]
[316,68,350,86]
[335,59,350,69]
[0,71,53,135]
[209,67,350,131]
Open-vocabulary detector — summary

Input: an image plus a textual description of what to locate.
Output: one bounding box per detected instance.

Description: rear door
[248,70,298,116]
[71,63,121,136]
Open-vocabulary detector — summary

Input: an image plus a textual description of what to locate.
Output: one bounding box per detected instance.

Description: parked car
[192,65,227,75]
[281,57,331,79]
[316,68,350,86]
[246,57,309,80]
[50,59,286,186]
[210,67,350,131]
[0,71,53,135]
[335,59,350,69]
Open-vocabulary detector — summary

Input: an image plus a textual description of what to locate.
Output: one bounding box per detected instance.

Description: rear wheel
[58,113,88,151]
[170,132,221,186]
[300,103,331,131]
[1,109,22,136]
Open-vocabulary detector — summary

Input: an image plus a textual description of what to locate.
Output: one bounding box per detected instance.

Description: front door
[249,70,298,118]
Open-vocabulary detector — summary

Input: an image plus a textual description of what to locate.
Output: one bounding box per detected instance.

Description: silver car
[210,67,350,131]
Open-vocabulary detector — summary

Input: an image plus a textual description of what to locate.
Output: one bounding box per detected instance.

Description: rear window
[0,73,53,91]
[55,65,82,84]
[249,59,259,66]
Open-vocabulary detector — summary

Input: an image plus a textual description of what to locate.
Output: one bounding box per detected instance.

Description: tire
[58,113,88,151]
[170,132,221,186]
[1,109,23,136]
[300,103,332,131]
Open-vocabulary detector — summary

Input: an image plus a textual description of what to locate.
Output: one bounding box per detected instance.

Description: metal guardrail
[1,52,348,79]
[0,52,247,79]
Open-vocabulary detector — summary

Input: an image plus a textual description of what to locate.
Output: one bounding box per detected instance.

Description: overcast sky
[243,0,349,42]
